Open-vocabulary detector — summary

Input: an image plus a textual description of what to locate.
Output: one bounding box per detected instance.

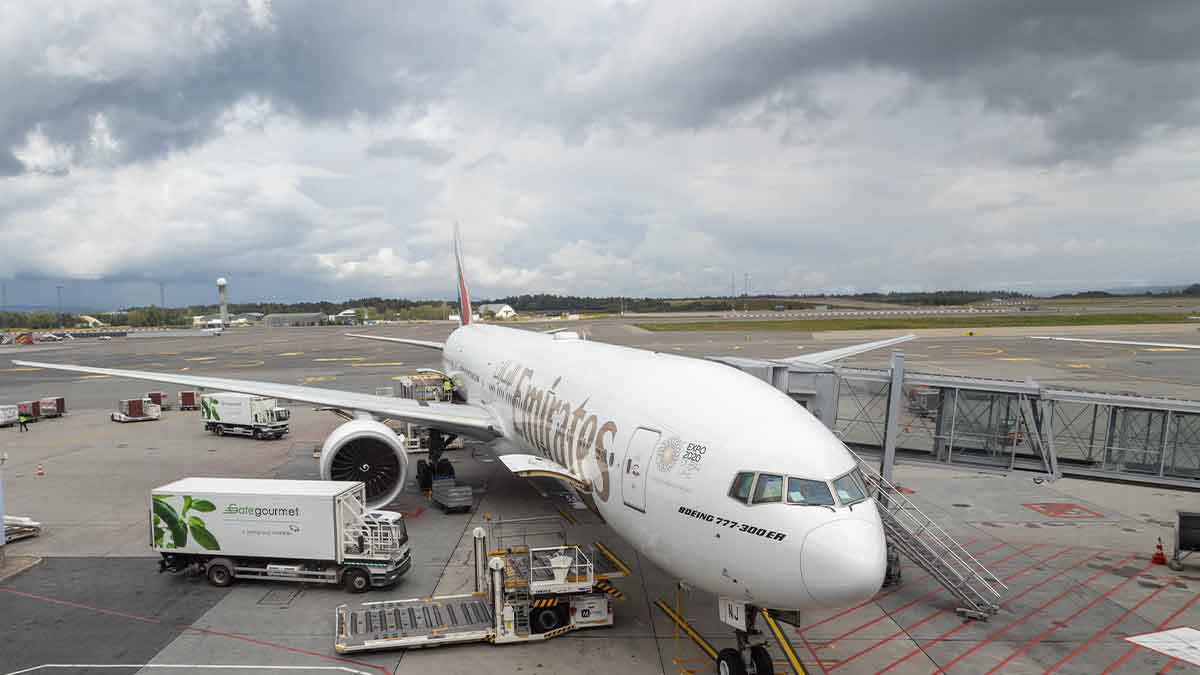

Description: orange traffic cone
[1152,538,1167,565]
[35,464,44,477]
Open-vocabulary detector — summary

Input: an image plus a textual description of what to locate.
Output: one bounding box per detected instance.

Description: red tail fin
[454,223,471,325]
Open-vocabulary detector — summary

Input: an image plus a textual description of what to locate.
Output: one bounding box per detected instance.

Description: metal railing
[849,447,1005,619]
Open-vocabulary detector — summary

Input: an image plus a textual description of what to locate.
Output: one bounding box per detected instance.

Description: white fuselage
[444,324,886,611]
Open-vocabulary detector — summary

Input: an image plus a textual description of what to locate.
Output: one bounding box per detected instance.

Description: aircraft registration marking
[677,506,787,541]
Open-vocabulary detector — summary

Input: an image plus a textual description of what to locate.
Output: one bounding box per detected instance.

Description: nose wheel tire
[750,646,774,675]
[717,648,746,675]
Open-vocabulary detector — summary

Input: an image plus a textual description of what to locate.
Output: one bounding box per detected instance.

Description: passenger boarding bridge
[711,354,1200,489]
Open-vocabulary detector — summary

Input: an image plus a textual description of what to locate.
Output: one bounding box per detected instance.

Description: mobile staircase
[852,450,1006,620]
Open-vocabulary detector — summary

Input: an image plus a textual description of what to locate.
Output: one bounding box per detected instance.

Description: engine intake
[319,419,408,508]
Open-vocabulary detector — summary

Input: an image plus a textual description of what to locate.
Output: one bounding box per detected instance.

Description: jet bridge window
[752,473,784,504]
[832,470,868,506]
[729,472,755,504]
[786,477,835,506]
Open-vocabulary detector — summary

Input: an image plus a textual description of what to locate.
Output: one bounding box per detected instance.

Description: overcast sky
[2,1,1199,309]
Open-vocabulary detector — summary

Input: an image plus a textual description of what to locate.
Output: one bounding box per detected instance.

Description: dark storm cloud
[568,1,1200,164]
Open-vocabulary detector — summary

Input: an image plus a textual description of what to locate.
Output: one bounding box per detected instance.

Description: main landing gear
[416,431,458,491]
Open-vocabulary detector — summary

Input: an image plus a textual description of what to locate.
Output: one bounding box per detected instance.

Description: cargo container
[17,400,41,421]
[200,392,289,439]
[0,404,16,427]
[179,390,199,410]
[146,391,172,410]
[39,397,61,418]
[112,398,161,423]
[153,478,410,592]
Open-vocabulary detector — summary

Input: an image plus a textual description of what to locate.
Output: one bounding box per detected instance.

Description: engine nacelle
[319,419,409,508]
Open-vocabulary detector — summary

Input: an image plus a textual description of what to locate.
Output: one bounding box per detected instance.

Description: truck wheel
[343,568,371,593]
[717,649,747,675]
[206,560,234,588]
[252,429,261,440]
[531,605,564,633]
[750,645,774,675]
[215,425,224,436]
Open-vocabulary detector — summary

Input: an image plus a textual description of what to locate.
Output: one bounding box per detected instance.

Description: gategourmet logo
[223,504,301,518]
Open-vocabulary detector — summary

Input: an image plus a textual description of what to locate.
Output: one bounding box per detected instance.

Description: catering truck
[200,392,290,439]
[153,478,411,592]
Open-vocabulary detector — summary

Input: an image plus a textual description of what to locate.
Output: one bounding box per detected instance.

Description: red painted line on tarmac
[874,547,1097,675]
[0,587,389,674]
[799,537,982,635]
[795,623,831,675]
[929,550,1128,675]
[983,558,1154,675]
[827,544,1043,671]
[813,541,1010,649]
[1047,581,1171,674]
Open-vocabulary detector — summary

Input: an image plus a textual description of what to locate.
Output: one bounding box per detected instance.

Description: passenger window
[833,471,867,506]
[787,478,835,506]
[752,474,783,503]
[729,472,755,503]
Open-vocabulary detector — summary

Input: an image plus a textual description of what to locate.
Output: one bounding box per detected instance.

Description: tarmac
[1,322,1198,674]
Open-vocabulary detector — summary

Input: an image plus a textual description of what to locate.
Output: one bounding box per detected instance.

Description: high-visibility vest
[443,380,453,392]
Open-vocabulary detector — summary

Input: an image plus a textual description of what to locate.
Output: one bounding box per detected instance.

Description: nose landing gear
[717,607,774,675]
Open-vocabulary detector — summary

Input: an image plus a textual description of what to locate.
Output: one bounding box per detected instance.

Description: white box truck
[0,404,16,427]
[200,392,290,439]
[153,478,410,592]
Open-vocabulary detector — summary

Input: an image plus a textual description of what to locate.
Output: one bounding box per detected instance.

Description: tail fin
[453,222,472,326]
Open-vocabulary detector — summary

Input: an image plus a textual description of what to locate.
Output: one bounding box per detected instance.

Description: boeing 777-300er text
[16,226,915,674]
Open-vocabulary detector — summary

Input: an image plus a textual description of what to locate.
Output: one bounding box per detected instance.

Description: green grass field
[635,313,1197,333]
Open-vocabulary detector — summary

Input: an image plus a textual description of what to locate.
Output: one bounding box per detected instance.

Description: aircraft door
[622,427,660,512]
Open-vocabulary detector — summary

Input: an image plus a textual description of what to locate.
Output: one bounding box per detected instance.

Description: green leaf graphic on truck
[200,397,220,421]
[152,494,220,550]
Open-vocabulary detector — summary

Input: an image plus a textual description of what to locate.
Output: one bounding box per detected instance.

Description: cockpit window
[832,470,868,506]
[786,477,835,506]
[752,474,784,503]
[729,472,755,503]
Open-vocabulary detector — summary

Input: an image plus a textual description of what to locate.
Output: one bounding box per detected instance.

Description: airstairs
[851,450,1006,620]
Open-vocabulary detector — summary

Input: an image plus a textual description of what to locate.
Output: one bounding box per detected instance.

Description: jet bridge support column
[881,352,905,483]
[473,527,488,593]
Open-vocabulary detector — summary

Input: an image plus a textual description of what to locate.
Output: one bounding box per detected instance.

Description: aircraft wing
[344,333,445,350]
[1029,336,1200,350]
[781,334,917,365]
[12,360,499,440]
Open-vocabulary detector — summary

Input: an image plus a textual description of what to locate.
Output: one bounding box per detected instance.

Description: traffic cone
[1152,538,1167,565]
[35,464,44,477]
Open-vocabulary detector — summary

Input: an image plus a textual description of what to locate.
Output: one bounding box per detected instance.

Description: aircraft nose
[801,518,886,608]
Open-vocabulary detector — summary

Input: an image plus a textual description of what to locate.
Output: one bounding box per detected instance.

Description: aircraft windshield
[752,474,784,503]
[729,472,755,503]
[786,477,835,506]
[832,470,868,506]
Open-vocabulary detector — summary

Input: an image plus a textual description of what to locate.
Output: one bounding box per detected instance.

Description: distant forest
[3,285,1199,330]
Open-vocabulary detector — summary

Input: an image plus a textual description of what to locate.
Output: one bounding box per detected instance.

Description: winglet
[454,222,471,326]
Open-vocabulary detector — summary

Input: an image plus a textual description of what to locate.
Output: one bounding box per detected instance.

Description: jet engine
[319,419,408,508]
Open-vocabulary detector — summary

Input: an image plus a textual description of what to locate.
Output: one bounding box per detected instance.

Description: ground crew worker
[442,377,454,400]
[18,413,29,431]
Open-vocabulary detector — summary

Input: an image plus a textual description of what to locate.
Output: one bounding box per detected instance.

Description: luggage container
[146,391,172,410]
[39,397,61,418]
[0,404,16,427]
[179,390,199,410]
[112,398,161,423]
[17,400,41,421]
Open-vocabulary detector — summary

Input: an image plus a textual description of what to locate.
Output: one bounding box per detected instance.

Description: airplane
[16,226,914,675]
[1030,335,1200,350]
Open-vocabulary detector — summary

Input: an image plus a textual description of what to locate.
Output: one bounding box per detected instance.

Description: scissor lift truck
[335,522,630,653]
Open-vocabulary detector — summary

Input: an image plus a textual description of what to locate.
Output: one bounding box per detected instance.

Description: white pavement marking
[6,666,375,675]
